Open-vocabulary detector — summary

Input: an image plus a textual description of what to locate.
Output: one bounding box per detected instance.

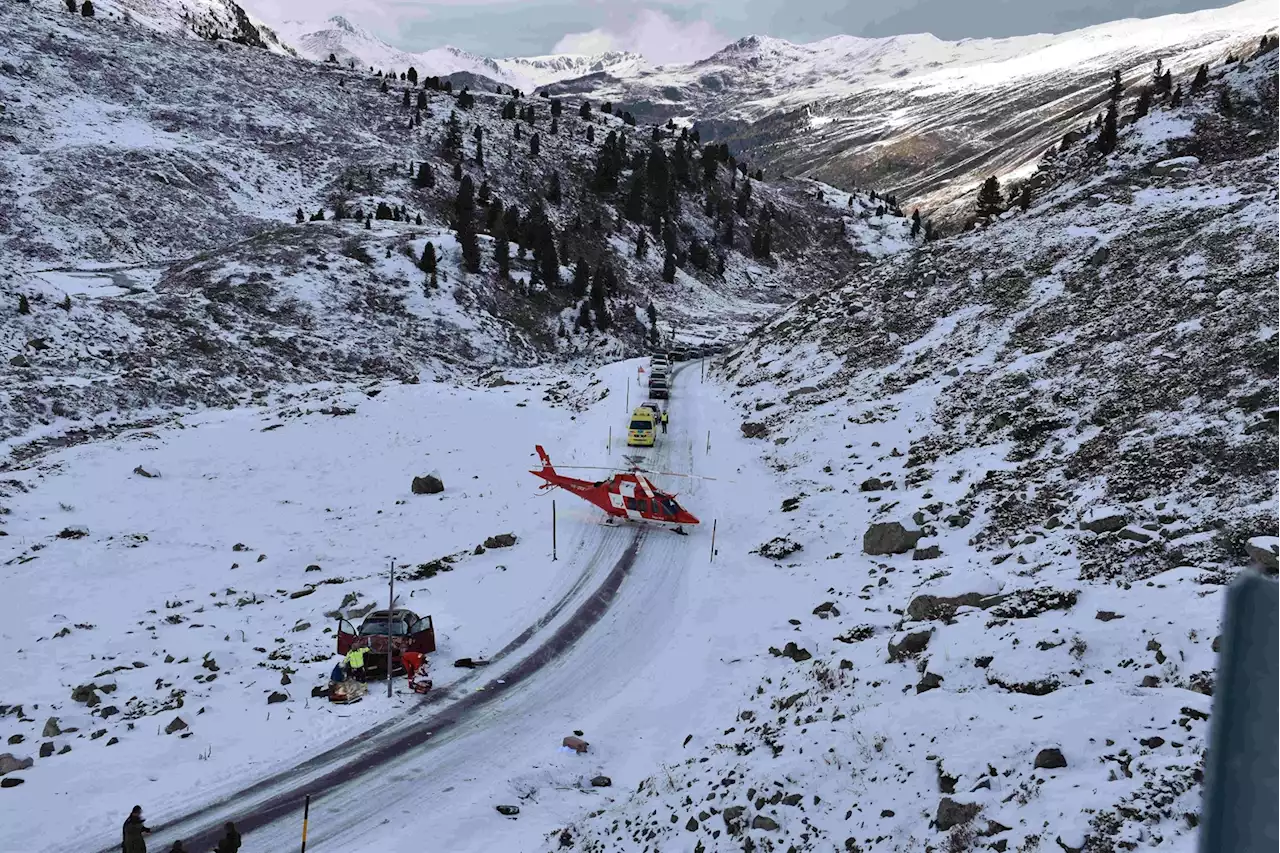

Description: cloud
[552,9,728,64]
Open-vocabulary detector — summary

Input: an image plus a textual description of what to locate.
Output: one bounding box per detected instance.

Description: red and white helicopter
[530,445,706,532]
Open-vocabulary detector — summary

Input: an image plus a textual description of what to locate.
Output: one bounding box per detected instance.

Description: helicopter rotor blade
[635,472,656,499]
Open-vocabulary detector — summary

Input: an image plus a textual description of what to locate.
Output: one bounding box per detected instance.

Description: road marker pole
[706,430,711,455]
[710,519,718,563]
[387,558,395,698]
[300,794,310,853]
[607,426,612,455]
[552,500,558,561]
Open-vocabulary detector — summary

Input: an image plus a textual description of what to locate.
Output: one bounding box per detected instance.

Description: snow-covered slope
[39,0,297,54]
[546,0,1276,216]
[268,14,647,91]
[548,50,1278,853]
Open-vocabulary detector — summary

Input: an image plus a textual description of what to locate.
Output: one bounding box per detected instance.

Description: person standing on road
[214,822,241,853]
[660,409,669,434]
[345,646,369,682]
[122,805,151,853]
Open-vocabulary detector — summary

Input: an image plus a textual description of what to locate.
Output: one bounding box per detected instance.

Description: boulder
[590,775,612,787]
[773,642,812,663]
[484,533,517,549]
[411,475,445,495]
[39,742,54,758]
[906,591,1005,622]
[0,777,23,788]
[1118,526,1154,544]
[1245,537,1279,573]
[8,354,29,368]
[1034,748,1067,769]
[496,804,520,816]
[57,526,90,539]
[1079,508,1127,534]
[562,735,589,753]
[267,692,288,704]
[1088,245,1110,267]
[740,422,768,439]
[916,672,944,693]
[859,477,886,492]
[812,601,840,619]
[311,685,327,698]
[1095,611,1124,622]
[912,545,942,561]
[70,684,101,707]
[936,798,981,831]
[756,537,802,560]
[164,716,188,735]
[0,754,33,775]
[42,717,61,738]
[887,629,932,662]
[863,522,923,556]
[752,815,780,831]
[722,806,747,835]
[132,465,160,479]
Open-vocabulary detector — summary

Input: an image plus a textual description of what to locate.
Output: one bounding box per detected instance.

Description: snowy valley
[0,1,1276,853]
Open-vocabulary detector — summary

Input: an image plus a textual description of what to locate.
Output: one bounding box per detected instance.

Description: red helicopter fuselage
[530,446,700,526]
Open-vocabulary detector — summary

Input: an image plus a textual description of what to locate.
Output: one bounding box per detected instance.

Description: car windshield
[630,420,652,430]
[358,618,408,636]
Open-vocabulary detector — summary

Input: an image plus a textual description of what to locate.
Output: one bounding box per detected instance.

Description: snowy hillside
[546,0,1276,217]
[551,50,1278,853]
[268,15,648,92]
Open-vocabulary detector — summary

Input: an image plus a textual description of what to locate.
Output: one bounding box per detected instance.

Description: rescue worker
[122,805,151,853]
[660,409,669,434]
[345,646,370,682]
[214,822,241,853]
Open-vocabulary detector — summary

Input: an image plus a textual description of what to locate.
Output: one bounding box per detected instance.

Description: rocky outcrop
[863,522,923,555]
[887,629,933,662]
[411,474,444,495]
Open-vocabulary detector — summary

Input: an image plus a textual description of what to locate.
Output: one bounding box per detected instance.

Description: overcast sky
[247,0,1237,63]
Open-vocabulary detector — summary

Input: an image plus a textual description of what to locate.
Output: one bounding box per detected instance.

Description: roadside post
[552,500,558,561]
[300,794,310,853]
[710,519,718,563]
[387,558,394,698]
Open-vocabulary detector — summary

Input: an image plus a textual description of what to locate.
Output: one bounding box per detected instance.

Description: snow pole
[709,520,717,563]
[706,430,711,455]
[626,381,630,410]
[387,558,395,698]
[552,500,558,561]
[607,426,612,455]
[299,794,310,853]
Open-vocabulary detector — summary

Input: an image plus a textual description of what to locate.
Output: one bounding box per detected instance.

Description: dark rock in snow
[164,716,188,734]
[484,533,517,548]
[0,753,33,775]
[722,805,747,835]
[411,474,445,495]
[6,735,22,745]
[1095,610,1124,621]
[755,536,802,560]
[39,742,54,758]
[1080,510,1127,534]
[740,422,768,439]
[935,797,981,830]
[70,684,101,706]
[1034,748,1067,769]
[0,777,23,788]
[771,642,812,663]
[496,804,520,816]
[859,477,886,492]
[888,629,932,662]
[1245,538,1279,573]
[812,601,840,619]
[267,691,288,704]
[863,521,923,555]
[1140,736,1165,749]
[907,591,1005,622]
[685,817,699,831]
[1118,526,1154,544]
[311,685,327,698]
[132,465,160,478]
[916,672,943,693]
[1141,675,1160,688]
[752,815,780,831]
[58,526,89,539]
[42,717,60,738]
[912,545,941,560]
[590,775,612,787]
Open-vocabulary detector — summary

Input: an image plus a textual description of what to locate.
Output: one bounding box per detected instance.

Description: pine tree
[1108,69,1123,103]
[910,208,921,237]
[80,0,94,16]
[478,180,491,205]
[402,90,411,108]
[1017,184,1032,210]
[64,0,76,12]
[375,201,393,220]
[1170,84,1183,108]
[647,303,659,344]
[589,266,611,330]
[443,110,463,160]
[295,207,304,224]
[635,228,648,259]
[415,213,423,225]
[547,171,562,204]
[735,178,752,217]
[689,238,709,269]
[662,251,676,283]
[576,300,593,331]
[623,170,645,223]
[475,136,484,167]
[18,294,30,314]
[365,215,372,229]
[1134,88,1152,119]
[60,293,71,311]
[457,88,474,110]
[586,125,595,143]
[1191,63,1208,93]
[514,124,523,141]
[417,90,427,109]
[1218,88,1233,116]
[1159,70,1172,95]
[380,80,389,93]
[419,241,437,274]
[1151,59,1164,90]
[602,101,613,114]
[1097,101,1118,155]
[550,98,563,117]
[455,176,481,273]
[975,175,1004,219]
[452,161,462,180]
[407,67,418,85]
[571,259,590,299]
[530,133,541,156]
[539,229,561,286]
[311,208,325,221]
[550,117,559,135]
[415,162,435,188]
[494,220,510,280]
[579,101,591,119]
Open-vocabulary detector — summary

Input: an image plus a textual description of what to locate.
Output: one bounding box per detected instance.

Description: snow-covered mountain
[268,14,647,91]
[47,0,297,54]
[546,0,1276,216]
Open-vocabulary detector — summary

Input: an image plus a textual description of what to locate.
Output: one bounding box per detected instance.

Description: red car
[337,608,435,675]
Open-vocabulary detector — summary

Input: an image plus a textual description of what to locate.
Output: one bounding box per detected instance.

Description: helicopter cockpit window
[637,499,650,513]
[660,498,679,517]
[624,496,638,510]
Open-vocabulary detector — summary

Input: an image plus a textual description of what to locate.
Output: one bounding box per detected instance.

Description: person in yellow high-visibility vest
[660,409,669,434]
[345,646,370,682]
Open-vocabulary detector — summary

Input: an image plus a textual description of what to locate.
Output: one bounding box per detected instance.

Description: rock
[8,354,29,368]
[887,629,933,662]
[42,717,60,738]
[106,737,118,746]
[291,622,310,633]
[267,691,288,704]
[912,545,941,560]
[1079,508,1127,534]
[1151,155,1199,176]
[906,591,1005,622]
[755,536,802,560]
[57,526,90,539]
[483,533,517,549]
[39,742,54,758]
[722,806,747,835]
[881,809,895,818]
[935,798,981,831]
[0,753,33,775]
[311,685,328,698]
[70,684,101,706]
[280,672,292,685]
[562,735,589,753]
[164,716,188,734]
[1118,526,1154,544]
[1141,675,1160,688]
[411,475,445,495]
[1095,611,1124,622]
[859,477,886,492]
[945,513,972,528]
[685,817,699,831]
[1245,537,1279,573]
[752,815,780,831]
[473,544,486,555]
[590,775,612,787]
[6,735,22,745]
[916,672,943,693]
[495,804,520,816]
[0,777,23,788]
[812,601,840,619]
[1140,736,1165,749]
[288,588,314,599]
[773,642,812,663]
[58,744,70,755]
[863,522,923,556]
[1034,748,1067,769]
[132,465,160,479]
[1088,245,1110,267]
[974,655,994,668]
[781,793,803,806]
[740,422,768,439]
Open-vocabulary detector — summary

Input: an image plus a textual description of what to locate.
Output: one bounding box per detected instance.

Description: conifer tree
[1134,87,1152,119]
[415,162,435,188]
[579,101,591,119]
[380,80,389,93]
[590,265,611,329]
[635,228,648,259]
[530,133,541,156]
[550,98,563,117]
[402,90,411,108]
[540,230,561,286]
[295,207,305,224]
[417,90,427,109]
[1217,88,1233,116]
[602,101,613,114]
[80,0,94,16]
[455,176,481,273]
[457,87,474,109]
[1190,64,1208,93]
[18,294,30,314]
[547,171,562,204]
[311,209,325,221]
[64,0,76,12]
[515,124,523,141]
[415,213,423,225]
[443,110,463,159]
[419,241,437,275]
[735,178,752,217]
[576,300,593,331]
[975,175,1003,219]
[550,117,559,135]
[475,136,484,168]
[662,251,676,282]
[407,67,418,85]
[494,218,510,280]
[1017,184,1032,210]
[1159,70,1172,95]
[452,161,462,180]
[1097,101,1118,154]
[623,171,645,222]
[1170,84,1183,108]
[478,180,491,205]
[1151,58,1163,90]
[571,258,590,299]
[586,125,595,143]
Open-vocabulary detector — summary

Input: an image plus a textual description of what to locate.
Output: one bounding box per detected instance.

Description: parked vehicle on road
[337,608,435,676]
[627,407,657,446]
